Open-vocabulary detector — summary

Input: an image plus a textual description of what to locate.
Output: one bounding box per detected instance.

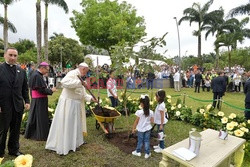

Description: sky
[0,0,249,59]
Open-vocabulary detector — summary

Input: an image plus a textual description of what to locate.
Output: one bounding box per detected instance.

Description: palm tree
[228,1,250,17]
[178,0,222,65]
[215,32,243,72]
[43,0,68,62]
[0,14,17,33]
[36,0,42,63]
[0,0,18,50]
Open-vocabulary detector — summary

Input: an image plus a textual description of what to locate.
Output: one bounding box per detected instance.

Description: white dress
[45,69,92,155]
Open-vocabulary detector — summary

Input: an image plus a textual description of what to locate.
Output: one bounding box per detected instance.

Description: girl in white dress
[153,90,168,153]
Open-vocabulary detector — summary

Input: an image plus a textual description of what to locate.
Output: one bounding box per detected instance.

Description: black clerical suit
[244,78,250,119]
[211,75,226,109]
[0,63,30,156]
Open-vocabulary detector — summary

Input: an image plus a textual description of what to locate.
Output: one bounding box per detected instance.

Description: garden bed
[108,131,158,154]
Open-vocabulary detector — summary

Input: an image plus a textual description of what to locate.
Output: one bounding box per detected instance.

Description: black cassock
[24,70,53,141]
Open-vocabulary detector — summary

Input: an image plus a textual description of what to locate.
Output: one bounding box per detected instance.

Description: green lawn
[1,88,249,166]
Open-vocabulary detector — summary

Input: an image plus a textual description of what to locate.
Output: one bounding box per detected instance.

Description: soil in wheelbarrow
[107,131,159,154]
[93,105,119,117]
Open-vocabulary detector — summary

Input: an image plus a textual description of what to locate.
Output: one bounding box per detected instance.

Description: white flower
[229,113,236,119]
[22,113,27,121]
[218,111,224,117]
[248,120,250,124]
[199,109,205,114]
[177,104,182,109]
[171,106,176,110]
[240,122,246,127]
[176,111,181,116]
[14,154,33,167]
[167,95,171,99]
[167,99,171,103]
[206,104,212,111]
[234,129,244,137]
[240,127,249,133]
[231,121,238,127]
[221,117,228,124]
[48,107,54,112]
[0,157,4,164]
[226,123,234,131]
[150,101,153,105]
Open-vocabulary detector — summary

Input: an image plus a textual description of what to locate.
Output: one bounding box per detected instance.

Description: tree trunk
[198,34,202,66]
[44,3,49,62]
[36,0,42,63]
[215,47,219,70]
[3,4,8,51]
[228,46,231,72]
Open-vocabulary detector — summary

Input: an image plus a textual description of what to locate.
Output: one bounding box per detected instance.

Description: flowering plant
[0,154,33,167]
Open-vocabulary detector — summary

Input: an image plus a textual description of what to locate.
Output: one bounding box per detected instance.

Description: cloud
[0,0,249,58]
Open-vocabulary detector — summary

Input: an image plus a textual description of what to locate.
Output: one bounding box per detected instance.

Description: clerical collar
[5,62,16,67]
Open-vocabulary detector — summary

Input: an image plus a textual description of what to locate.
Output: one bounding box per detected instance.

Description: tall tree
[36,0,42,63]
[0,0,18,50]
[215,32,243,72]
[43,0,68,62]
[178,0,221,65]
[48,34,84,67]
[70,0,146,56]
[228,1,250,17]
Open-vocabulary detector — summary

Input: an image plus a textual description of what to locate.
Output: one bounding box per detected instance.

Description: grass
[1,87,249,166]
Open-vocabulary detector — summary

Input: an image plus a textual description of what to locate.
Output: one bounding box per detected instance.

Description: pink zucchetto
[40,62,49,66]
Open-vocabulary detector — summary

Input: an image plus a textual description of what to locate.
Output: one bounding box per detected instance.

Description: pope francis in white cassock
[45,63,96,155]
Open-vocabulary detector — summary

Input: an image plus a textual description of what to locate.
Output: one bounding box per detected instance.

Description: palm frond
[227,3,250,17]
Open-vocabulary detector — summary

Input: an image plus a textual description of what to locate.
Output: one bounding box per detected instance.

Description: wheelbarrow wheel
[96,120,100,130]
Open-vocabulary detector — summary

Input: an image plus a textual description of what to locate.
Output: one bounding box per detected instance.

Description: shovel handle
[77,75,97,101]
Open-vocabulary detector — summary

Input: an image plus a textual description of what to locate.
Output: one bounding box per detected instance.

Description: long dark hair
[156,89,166,103]
[140,96,150,117]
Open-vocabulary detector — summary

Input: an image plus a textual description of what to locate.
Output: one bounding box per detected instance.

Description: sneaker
[145,153,151,159]
[132,151,141,157]
[154,148,163,153]
[153,145,160,149]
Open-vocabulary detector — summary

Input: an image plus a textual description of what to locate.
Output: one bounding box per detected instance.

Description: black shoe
[9,151,23,157]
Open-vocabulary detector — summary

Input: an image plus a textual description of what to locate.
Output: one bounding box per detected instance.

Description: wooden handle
[77,75,97,101]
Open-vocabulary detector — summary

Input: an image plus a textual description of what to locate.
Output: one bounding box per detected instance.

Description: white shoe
[153,145,160,149]
[154,148,163,153]
[145,153,151,159]
[132,150,141,157]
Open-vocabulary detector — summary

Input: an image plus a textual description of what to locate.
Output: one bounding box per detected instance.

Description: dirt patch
[93,106,119,117]
[108,131,159,154]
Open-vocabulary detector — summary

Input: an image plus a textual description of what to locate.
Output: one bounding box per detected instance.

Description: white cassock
[45,68,92,155]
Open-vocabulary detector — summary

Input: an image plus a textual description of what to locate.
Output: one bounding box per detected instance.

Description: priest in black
[24,62,56,141]
[0,48,30,158]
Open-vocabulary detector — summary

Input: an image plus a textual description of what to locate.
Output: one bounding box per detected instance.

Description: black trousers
[109,96,118,107]
[0,105,22,155]
[245,102,250,120]
[212,92,223,109]
[195,82,201,93]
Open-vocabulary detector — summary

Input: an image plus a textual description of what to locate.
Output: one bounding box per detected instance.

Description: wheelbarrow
[90,106,121,137]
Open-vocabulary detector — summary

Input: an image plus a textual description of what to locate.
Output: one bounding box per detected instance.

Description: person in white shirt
[132,95,154,159]
[173,71,180,91]
[107,70,118,107]
[153,89,168,153]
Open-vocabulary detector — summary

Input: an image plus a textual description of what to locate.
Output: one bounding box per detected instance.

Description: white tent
[85,54,166,67]
[85,54,112,67]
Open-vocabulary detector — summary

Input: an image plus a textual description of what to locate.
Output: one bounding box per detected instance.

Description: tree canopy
[48,34,85,67]
[70,0,146,52]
